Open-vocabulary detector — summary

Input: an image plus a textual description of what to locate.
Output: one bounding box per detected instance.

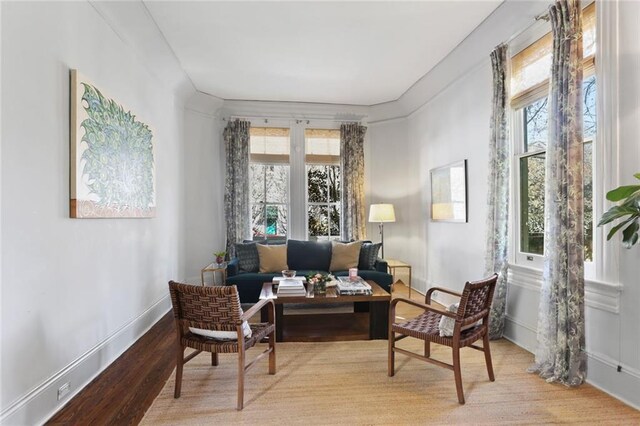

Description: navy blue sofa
[226,239,393,303]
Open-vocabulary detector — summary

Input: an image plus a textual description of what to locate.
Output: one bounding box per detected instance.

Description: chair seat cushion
[189,320,252,340]
[183,322,275,353]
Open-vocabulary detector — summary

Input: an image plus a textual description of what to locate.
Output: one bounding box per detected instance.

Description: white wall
[406,63,492,299]
[1,2,191,423]
[366,119,417,266]
[183,98,226,283]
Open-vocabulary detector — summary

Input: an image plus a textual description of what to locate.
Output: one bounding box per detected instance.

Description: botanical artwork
[70,70,155,218]
[430,160,468,222]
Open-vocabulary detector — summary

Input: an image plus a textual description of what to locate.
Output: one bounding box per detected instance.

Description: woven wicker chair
[168,281,276,410]
[388,274,498,404]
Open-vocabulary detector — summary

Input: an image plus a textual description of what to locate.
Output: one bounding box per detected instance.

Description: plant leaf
[634,173,640,181]
[606,185,640,201]
[597,205,640,226]
[606,217,635,240]
[621,220,639,248]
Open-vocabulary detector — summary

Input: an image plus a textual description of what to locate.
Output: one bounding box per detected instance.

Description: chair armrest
[227,258,239,277]
[390,297,457,319]
[374,258,388,273]
[241,298,274,322]
[426,286,462,304]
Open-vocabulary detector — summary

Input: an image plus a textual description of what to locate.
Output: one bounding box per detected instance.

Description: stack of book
[336,276,372,295]
[276,279,306,297]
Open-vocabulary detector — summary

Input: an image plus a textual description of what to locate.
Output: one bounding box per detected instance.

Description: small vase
[314,281,327,295]
[215,256,224,265]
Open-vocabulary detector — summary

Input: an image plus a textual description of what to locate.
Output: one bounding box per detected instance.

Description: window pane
[265,165,288,203]
[308,205,328,237]
[307,165,328,203]
[250,164,265,202]
[520,153,546,255]
[251,204,265,239]
[329,166,341,202]
[584,142,593,262]
[524,97,549,152]
[583,75,597,140]
[329,204,341,237]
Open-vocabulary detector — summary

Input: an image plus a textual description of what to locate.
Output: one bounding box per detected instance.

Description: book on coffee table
[273,276,307,282]
[336,276,372,295]
[276,279,307,297]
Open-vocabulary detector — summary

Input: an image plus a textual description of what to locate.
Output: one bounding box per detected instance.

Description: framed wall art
[430,159,468,223]
[70,69,155,218]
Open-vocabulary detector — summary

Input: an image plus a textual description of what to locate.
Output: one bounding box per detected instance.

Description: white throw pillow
[437,303,479,337]
[190,320,252,340]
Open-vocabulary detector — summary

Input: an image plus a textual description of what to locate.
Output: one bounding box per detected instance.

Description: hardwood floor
[46,314,176,425]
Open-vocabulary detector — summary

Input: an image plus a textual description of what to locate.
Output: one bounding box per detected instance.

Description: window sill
[508,263,623,314]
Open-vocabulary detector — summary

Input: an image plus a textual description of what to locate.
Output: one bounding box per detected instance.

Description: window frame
[248,126,291,242]
[303,127,342,241]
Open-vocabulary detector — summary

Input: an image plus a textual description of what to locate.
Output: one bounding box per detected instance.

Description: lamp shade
[369,204,396,223]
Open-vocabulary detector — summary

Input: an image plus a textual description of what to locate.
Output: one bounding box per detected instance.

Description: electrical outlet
[57,382,70,400]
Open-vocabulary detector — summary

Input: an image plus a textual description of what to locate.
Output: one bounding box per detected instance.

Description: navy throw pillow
[287,240,332,271]
[235,242,260,273]
[358,242,382,270]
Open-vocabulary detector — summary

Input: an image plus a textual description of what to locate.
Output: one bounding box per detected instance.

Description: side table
[201,262,227,286]
[386,259,412,297]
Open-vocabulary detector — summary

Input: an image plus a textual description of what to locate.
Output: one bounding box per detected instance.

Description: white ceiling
[144,1,503,106]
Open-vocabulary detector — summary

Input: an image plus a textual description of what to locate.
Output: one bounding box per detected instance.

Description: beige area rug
[142,339,639,425]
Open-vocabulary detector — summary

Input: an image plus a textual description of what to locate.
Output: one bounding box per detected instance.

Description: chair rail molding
[508,264,623,314]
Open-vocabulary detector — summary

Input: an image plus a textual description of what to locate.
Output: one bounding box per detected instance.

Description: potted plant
[597,173,640,248]
[214,251,227,266]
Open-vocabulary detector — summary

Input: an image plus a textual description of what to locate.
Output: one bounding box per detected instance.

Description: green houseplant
[597,173,640,248]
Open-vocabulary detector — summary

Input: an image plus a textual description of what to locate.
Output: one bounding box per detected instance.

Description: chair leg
[453,347,465,404]
[237,346,245,410]
[268,330,276,375]
[424,341,431,358]
[483,332,495,381]
[211,352,218,366]
[388,331,395,377]
[174,346,184,399]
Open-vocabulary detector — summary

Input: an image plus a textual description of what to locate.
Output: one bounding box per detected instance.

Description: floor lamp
[368,204,395,259]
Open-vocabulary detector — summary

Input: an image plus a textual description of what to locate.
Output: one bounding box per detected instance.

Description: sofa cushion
[235,242,260,273]
[287,240,332,271]
[329,240,363,272]
[257,244,288,273]
[359,242,382,270]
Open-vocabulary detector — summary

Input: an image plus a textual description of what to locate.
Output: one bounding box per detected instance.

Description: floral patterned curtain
[485,44,510,340]
[223,119,251,258]
[340,123,367,241]
[529,0,587,386]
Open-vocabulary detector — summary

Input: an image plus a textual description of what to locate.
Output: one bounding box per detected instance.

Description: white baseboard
[503,316,640,411]
[0,295,172,426]
[586,351,640,410]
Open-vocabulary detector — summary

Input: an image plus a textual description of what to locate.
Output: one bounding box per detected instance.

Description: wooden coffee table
[259,280,391,342]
